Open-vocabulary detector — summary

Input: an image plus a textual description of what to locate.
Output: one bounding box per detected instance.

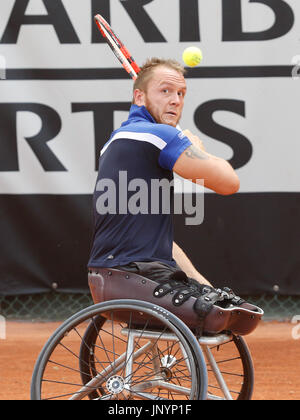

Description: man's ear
[133,89,146,106]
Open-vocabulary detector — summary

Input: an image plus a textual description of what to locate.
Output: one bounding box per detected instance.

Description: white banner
[0,0,299,194]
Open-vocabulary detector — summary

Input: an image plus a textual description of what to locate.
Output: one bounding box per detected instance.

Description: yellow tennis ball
[182,47,203,67]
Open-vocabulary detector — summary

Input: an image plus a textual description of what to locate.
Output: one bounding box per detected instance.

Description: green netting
[0,292,300,321]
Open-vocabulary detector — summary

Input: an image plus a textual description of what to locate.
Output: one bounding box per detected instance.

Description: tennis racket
[94,14,140,80]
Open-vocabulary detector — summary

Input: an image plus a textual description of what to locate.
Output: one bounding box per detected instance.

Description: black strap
[216,287,246,307]
[153,271,200,300]
[153,280,189,299]
[192,290,222,337]
[193,289,222,315]
[173,288,196,306]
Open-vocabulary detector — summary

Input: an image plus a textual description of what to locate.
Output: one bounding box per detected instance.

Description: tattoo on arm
[185,145,209,160]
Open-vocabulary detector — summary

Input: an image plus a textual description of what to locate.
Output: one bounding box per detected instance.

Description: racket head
[94,14,140,80]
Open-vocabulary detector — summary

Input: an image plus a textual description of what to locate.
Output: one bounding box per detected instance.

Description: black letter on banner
[0,103,65,172]
[72,103,131,171]
[222,0,294,41]
[0,0,80,44]
[194,100,252,169]
[120,0,166,42]
[180,0,200,41]
[91,0,110,43]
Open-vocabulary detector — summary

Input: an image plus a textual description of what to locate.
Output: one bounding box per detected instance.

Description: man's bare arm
[173,130,240,195]
[173,242,213,287]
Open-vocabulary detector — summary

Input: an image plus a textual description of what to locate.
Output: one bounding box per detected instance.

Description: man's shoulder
[151,123,181,140]
[116,122,180,142]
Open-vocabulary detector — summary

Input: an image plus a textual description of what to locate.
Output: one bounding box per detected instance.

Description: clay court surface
[1,320,299,400]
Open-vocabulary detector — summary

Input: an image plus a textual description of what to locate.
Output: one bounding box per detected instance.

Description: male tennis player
[88,58,240,298]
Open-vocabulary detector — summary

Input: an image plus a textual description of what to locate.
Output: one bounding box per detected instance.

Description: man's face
[135,66,187,127]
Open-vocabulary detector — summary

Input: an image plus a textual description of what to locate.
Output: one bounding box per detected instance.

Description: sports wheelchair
[31,268,263,400]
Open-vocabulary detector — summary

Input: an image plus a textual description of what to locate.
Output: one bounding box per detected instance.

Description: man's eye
[163,89,169,93]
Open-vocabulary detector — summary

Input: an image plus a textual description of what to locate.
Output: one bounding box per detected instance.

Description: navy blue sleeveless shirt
[88,105,192,268]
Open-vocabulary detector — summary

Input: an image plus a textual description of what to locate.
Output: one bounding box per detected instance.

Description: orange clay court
[0,320,299,400]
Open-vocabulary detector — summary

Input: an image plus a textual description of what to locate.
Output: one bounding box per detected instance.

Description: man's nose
[170,93,181,105]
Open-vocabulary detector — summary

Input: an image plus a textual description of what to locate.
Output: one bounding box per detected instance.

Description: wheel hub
[160,355,177,380]
[161,354,177,368]
[106,375,125,395]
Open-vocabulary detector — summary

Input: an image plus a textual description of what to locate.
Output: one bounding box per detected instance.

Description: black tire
[234,335,254,400]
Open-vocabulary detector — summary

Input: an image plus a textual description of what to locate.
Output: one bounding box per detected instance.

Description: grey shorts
[112,261,182,284]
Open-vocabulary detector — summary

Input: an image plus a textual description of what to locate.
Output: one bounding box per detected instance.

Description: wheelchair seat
[88,268,263,336]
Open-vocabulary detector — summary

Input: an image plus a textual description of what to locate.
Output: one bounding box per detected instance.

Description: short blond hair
[133,57,186,98]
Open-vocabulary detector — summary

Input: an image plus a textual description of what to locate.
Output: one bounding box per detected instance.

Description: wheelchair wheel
[201,334,254,400]
[31,300,208,400]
